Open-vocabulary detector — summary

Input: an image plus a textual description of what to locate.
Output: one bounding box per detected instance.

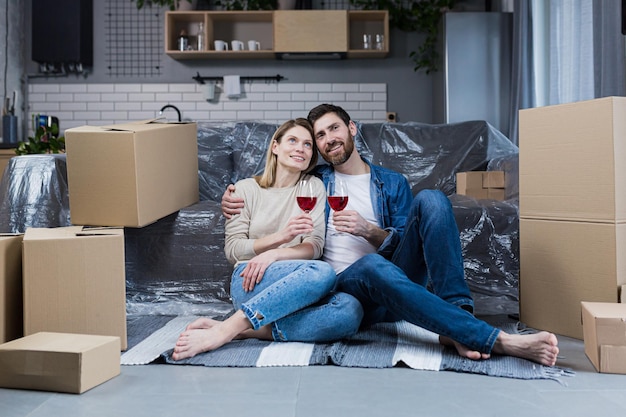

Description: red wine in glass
[296,179,317,213]
[327,196,348,211]
[327,178,348,235]
[297,196,317,212]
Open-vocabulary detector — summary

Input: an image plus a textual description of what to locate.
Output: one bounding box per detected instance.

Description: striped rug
[121,315,574,383]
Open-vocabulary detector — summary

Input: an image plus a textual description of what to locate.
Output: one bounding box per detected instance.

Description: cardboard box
[581,302,626,374]
[22,227,127,349]
[520,219,626,339]
[0,332,120,393]
[0,234,23,343]
[519,97,626,222]
[65,120,199,227]
[456,171,505,200]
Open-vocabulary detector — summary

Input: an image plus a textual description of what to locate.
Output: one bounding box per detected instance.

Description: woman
[172,118,363,360]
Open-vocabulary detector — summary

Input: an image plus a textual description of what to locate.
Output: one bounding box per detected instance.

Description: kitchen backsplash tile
[27,82,387,135]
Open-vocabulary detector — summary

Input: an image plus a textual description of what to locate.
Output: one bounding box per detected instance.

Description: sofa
[0,120,520,317]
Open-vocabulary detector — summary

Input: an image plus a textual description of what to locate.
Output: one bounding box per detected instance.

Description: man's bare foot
[439,335,490,360]
[185,317,219,330]
[492,331,559,366]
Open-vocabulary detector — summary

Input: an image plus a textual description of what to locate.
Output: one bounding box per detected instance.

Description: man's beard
[322,136,355,166]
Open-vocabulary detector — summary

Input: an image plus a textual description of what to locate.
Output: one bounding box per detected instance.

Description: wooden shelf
[165,10,388,60]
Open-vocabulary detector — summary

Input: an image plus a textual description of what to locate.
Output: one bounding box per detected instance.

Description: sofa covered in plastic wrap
[0,120,520,317]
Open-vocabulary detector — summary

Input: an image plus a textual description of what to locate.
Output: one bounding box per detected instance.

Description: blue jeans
[337,190,500,353]
[230,260,363,343]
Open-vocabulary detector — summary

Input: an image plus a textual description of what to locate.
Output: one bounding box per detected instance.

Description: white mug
[231,40,244,51]
[214,40,229,51]
[247,40,261,51]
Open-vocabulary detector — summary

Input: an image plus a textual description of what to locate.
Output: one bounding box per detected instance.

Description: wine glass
[296,178,317,213]
[327,178,348,235]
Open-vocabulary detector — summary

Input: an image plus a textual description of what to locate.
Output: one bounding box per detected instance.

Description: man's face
[313,113,355,166]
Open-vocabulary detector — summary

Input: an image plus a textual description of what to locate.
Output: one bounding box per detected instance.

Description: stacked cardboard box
[0,234,23,343]
[519,97,626,339]
[456,171,506,200]
[1,121,200,393]
[22,226,128,349]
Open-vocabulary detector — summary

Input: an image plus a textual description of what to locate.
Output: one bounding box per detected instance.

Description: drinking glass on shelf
[327,178,348,235]
[296,178,317,213]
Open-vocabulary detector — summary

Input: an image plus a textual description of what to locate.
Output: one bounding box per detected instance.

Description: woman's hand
[278,213,314,243]
[241,213,314,292]
[240,250,280,292]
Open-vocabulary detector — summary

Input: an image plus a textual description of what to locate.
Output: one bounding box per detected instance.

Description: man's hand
[332,210,389,247]
[221,184,244,219]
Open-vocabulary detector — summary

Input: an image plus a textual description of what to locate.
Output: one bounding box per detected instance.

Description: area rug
[121,315,574,383]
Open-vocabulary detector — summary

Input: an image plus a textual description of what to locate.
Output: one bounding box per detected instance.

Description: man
[223,104,559,366]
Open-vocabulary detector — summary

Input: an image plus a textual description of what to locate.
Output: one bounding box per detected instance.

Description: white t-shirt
[322,171,378,274]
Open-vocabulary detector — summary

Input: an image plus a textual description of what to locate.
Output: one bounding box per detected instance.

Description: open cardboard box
[581,301,626,374]
[65,119,199,228]
[23,226,127,349]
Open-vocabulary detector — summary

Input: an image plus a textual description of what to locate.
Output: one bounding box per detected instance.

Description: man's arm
[221,184,244,218]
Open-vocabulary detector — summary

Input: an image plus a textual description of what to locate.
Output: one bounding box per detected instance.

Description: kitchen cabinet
[164,10,388,59]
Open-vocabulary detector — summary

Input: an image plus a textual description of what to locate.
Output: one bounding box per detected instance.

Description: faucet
[159,104,181,122]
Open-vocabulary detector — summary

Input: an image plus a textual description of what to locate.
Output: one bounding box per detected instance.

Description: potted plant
[215,0,277,10]
[132,0,197,10]
[15,124,65,156]
[349,0,455,73]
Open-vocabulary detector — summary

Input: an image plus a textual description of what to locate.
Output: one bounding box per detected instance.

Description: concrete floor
[2,316,626,417]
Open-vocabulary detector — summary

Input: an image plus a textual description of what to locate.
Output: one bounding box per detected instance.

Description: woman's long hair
[257,118,317,188]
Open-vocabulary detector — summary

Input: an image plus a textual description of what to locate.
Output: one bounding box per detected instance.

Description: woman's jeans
[230,260,363,343]
[337,190,500,353]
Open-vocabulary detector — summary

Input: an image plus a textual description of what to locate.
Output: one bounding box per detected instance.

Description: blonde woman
[173,118,363,360]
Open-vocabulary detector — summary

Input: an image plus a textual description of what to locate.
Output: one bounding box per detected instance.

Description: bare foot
[172,310,251,361]
[439,335,490,360]
[185,317,219,330]
[492,331,559,366]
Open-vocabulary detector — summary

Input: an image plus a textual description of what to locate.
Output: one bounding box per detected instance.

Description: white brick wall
[27,82,387,134]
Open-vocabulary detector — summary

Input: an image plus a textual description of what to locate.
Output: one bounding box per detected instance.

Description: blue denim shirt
[313,157,413,259]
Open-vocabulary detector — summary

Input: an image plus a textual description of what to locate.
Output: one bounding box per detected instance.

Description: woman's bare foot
[172,310,251,361]
[439,335,490,360]
[185,317,219,330]
[492,331,559,366]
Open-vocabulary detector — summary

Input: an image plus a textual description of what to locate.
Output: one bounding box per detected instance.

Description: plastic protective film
[0,120,519,316]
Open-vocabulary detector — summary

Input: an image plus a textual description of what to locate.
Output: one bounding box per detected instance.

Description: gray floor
[3,317,626,417]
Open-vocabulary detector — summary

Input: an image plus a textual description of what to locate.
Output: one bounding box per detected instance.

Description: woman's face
[272,125,314,173]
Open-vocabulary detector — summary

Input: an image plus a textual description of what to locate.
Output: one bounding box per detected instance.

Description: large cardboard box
[65,120,199,227]
[0,332,120,393]
[519,97,626,222]
[22,227,127,349]
[581,302,626,374]
[520,219,626,339]
[519,97,626,339]
[0,234,22,343]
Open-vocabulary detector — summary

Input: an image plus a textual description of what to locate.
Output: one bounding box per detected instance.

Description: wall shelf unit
[165,10,388,60]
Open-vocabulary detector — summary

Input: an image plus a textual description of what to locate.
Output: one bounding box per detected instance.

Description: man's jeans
[337,190,500,353]
[231,260,363,342]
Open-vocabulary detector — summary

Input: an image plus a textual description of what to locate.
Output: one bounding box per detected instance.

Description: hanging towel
[223,75,241,99]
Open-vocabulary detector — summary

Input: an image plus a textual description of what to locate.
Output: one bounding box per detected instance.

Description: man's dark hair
[307,103,351,127]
